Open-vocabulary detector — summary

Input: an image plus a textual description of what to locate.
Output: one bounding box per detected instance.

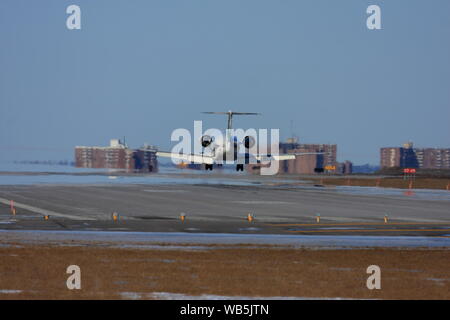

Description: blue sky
[1,0,449,165]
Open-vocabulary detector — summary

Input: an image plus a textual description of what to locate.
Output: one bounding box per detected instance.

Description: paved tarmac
[0,180,449,237]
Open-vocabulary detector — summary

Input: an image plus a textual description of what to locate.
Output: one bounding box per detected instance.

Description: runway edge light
[180,212,186,222]
[247,213,254,222]
[384,214,389,223]
[316,213,321,223]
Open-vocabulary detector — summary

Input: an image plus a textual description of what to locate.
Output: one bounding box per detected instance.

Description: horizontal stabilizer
[202,111,260,129]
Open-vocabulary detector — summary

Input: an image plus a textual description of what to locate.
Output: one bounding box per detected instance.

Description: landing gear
[236,164,244,172]
[205,164,213,171]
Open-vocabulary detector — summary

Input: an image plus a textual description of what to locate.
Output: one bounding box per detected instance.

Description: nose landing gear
[205,164,213,171]
[236,164,244,171]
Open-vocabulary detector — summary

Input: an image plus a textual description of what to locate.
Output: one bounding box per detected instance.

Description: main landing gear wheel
[205,164,213,171]
[236,164,244,171]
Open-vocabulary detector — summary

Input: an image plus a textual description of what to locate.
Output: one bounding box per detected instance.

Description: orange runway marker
[376,178,381,187]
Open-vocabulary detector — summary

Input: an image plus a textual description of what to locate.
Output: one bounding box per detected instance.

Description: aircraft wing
[156,151,215,164]
[253,152,323,162]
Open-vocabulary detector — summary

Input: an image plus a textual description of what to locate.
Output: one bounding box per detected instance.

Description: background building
[380,142,450,169]
[279,142,337,174]
[338,160,353,174]
[75,139,158,172]
[247,139,339,174]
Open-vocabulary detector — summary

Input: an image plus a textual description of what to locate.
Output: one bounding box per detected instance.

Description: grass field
[308,177,450,190]
[0,243,448,300]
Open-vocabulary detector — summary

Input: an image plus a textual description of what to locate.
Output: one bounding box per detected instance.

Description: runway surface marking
[0,197,94,221]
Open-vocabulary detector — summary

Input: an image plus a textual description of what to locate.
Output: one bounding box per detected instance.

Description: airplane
[156,111,322,172]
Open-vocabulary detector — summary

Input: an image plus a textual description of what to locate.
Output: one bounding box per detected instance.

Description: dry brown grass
[0,244,449,300]
[310,177,450,190]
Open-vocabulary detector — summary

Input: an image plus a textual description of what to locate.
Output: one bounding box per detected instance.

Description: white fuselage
[204,134,241,164]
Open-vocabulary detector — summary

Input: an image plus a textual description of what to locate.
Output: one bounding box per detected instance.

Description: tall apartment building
[339,160,353,174]
[278,142,338,174]
[422,148,450,169]
[380,142,450,169]
[75,139,158,172]
[380,147,402,168]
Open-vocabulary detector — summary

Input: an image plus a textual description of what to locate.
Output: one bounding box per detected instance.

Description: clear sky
[1,0,449,165]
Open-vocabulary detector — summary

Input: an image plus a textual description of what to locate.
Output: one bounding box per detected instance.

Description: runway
[0,178,449,237]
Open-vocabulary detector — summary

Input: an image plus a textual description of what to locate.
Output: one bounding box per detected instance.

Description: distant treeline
[13,160,75,166]
[352,164,380,174]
